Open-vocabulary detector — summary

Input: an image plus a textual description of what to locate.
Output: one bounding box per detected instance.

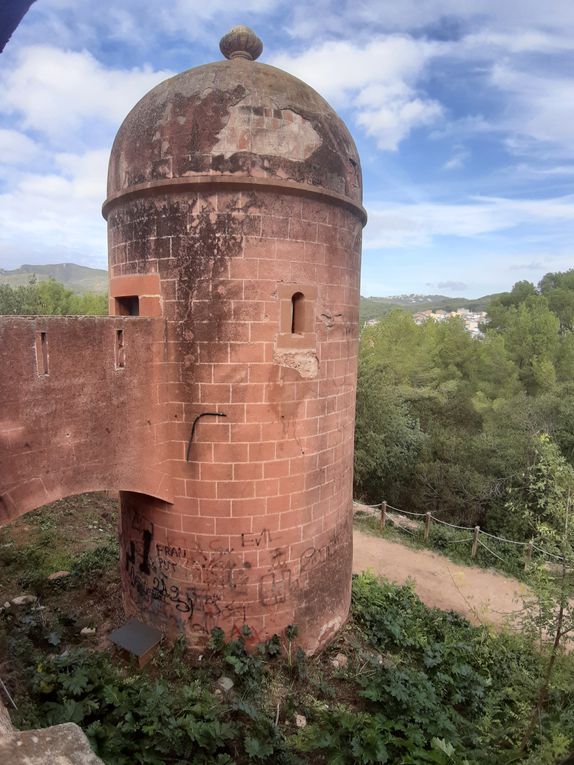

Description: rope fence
[354,499,573,572]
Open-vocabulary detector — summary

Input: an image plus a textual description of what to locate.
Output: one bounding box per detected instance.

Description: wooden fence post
[471,526,480,559]
[524,539,534,570]
[424,512,431,543]
[380,501,387,530]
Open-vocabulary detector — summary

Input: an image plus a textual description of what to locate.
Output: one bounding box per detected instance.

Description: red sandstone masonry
[0,317,169,520]
[0,38,365,654]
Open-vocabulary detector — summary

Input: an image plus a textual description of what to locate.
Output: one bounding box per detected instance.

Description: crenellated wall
[0,315,171,524]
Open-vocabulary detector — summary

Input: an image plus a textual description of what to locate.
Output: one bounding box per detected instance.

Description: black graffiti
[139,528,152,575]
[241,528,272,548]
[125,540,136,570]
[127,566,193,615]
[260,568,291,605]
[125,521,154,574]
[155,542,251,594]
[259,548,291,606]
[300,530,342,573]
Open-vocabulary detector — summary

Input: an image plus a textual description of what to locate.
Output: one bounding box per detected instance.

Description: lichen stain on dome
[212,98,322,162]
[107,44,363,205]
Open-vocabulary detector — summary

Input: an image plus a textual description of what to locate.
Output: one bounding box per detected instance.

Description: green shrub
[3,573,573,764]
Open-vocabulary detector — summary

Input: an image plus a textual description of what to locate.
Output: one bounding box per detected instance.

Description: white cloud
[356,94,443,151]
[509,261,545,271]
[437,281,468,291]
[272,26,574,155]
[53,149,110,199]
[13,0,280,52]
[271,36,445,150]
[460,29,574,55]
[288,0,574,39]
[443,145,469,170]
[364,195,574,249]
[0,129,42,165]
[0,45,173,268]
[0,149,108,268]
[489,65,574,155]
[0,45,173,147]
[272,37,436,104]
[511,164,574,178]
[158,0,278,34]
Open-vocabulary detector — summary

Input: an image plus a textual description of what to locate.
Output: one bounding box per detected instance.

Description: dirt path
[353,528,531,628]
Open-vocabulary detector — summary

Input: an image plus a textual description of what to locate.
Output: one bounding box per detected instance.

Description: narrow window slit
[35,331,49,375]
[291,292,305,334]
[116,328,126,369]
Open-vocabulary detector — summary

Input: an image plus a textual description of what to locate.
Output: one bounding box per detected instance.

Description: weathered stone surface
[217,676,234,693]
[330,652,348,669]
[48,571,70,581]
[11,596,37,606]
[0,722,103,764]
[0,700,14,736]
[294,714,307,728]
[0,700,102,764]
[106,40,363,205]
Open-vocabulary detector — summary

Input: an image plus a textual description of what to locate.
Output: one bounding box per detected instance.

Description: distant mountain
[0,264,499,317]
[360,293,499,324]
[0,263,108,294]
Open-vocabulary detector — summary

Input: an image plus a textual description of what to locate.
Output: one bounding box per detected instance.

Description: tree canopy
[0,277,107,316]
[355,269,574,535]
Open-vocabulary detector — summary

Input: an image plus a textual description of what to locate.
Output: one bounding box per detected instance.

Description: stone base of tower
[119,490,353,653]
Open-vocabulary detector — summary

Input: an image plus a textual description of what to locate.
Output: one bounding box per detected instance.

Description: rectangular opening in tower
[115,296,140,316]
[115,328,126,369]
[35,331,49,375]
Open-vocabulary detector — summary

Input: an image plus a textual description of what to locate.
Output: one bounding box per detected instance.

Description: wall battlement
[0,315,171,523]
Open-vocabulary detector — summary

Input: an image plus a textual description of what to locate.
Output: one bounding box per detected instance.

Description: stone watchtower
[0,26,365,653]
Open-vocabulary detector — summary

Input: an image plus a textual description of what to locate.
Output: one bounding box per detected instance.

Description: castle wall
[0,315,170,524]
[0,30,365,654]
[107,187,362,651]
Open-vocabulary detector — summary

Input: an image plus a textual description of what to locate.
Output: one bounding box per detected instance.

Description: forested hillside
[0,263,108,293]
[0,277,107,315]
[360,293,496,324]
[355,269,574,537]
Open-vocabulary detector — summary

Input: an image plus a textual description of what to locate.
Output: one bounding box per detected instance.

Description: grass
[0,493,118,598]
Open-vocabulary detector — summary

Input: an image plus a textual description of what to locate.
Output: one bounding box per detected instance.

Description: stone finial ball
[219,25,263,60]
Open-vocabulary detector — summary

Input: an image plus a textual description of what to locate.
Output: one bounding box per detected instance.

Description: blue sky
[1,0,574,298]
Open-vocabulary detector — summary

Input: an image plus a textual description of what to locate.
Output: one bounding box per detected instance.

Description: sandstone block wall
[0,316,170,524]
[107,187,362,651]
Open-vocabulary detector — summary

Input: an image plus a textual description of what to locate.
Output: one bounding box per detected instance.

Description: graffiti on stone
[125,524,273,634]
[125,514,348,638]
[241,528,272,548]
[300,528,342,573]
[260,567,291,606]
[259,547,291,606]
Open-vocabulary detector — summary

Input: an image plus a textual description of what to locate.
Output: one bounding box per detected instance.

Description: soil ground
[0,493,124,659]
[352,527,531,629]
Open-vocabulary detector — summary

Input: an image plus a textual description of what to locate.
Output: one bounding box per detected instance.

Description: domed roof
[106,27,362,209]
